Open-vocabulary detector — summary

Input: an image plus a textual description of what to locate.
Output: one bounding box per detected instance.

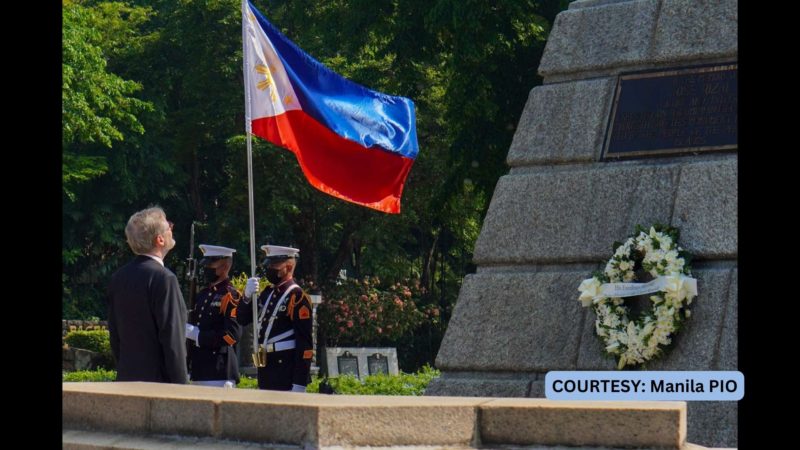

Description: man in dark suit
[241,245,313,391]
[107,206,188,384]
[185,244,242,387]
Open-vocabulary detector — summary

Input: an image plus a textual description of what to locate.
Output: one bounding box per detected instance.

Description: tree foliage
[62,1,155,201]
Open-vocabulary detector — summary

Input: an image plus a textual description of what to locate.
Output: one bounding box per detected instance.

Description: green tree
[62,1,167,318]
[62,1,154,200]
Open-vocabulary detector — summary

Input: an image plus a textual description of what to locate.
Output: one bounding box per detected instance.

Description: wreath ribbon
[580,274,697,303]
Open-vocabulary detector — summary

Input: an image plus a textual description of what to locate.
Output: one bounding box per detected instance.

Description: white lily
[641,321,655,337]
[578,277,602,306]
[663,273,697,302]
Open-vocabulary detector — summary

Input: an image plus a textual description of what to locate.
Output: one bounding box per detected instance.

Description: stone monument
[426,0,737,447]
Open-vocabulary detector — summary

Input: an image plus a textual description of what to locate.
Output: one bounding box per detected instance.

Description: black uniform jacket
[107,255,188,384]
[188,278,242,382]
[238,278,313,387]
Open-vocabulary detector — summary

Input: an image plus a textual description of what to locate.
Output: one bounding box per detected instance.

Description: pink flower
[377,327,382,334]
[347,321,354,328]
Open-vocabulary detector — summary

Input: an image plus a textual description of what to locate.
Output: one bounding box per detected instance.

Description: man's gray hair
[125,206,169,255]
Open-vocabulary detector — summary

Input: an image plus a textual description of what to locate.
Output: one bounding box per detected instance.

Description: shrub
[63,369,117,382]
[318,277,432,346]
[64,329,111,354]
[237,376,259,389]
[61,366,441,395]
[306,365,440,395]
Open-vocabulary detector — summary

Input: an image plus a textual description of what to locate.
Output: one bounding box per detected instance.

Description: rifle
[186,221,199,319]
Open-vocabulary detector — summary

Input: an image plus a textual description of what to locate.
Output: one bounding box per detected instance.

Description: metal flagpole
[242,0,264,367]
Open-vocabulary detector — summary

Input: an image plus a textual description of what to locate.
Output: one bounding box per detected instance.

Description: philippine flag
[242,0,419,213]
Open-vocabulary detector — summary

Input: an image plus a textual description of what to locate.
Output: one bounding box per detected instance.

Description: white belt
[266,329,294,344]
[261,339,296,353]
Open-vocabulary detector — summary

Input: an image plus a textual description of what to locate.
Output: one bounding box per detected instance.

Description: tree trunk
[189,146,204,221]
[324,218,361,282]
[290,204,318,283]
[352,235,362,279]
[420,231,439,293]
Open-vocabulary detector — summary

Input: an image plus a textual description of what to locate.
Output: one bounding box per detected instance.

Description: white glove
[243,277,260,300]
[185,323,200,342]
[291,384,306,393]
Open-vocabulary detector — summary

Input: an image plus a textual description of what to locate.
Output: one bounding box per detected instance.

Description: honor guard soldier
[184,244,242,387]
[241,245,313,392]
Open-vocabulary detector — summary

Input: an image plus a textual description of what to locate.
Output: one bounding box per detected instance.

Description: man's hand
[243,277,260,300]
[291,384,306,393]
[185,323,199,342]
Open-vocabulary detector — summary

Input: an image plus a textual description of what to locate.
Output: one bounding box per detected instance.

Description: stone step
[63,430,726,450]
[64,382,690,449]
[62,429,296,450]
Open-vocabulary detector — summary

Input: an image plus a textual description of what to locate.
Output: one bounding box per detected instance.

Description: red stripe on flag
[252,110,414,213]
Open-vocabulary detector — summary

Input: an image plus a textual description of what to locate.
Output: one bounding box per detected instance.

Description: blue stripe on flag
[248,1,419,159]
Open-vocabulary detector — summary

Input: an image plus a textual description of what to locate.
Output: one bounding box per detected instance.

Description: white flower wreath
[577,225,698,369]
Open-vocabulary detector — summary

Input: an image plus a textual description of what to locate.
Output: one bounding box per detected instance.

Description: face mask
[265,267,282,284]
[202,267,218,285]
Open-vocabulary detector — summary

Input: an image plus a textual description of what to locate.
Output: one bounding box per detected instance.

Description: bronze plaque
[603,63,737,159]
[367,353,389,375]
[337,352,360,377]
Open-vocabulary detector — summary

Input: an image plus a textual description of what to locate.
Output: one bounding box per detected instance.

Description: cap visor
[199,256,226,265]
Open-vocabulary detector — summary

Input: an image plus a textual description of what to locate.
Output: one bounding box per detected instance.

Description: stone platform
[62,382,714,449]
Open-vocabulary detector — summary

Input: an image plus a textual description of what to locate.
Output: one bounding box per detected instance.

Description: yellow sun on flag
[254,64,273,91]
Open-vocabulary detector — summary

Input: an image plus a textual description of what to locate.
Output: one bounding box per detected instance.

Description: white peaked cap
[199,244,236,258]
[260,245,299,259]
